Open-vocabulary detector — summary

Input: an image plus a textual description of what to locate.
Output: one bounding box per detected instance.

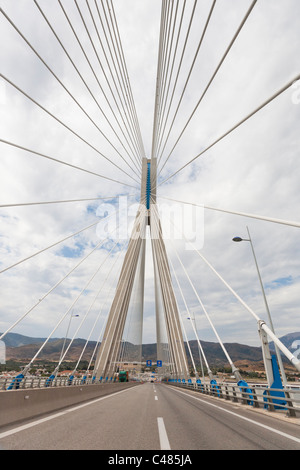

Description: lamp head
[232,237,243,242]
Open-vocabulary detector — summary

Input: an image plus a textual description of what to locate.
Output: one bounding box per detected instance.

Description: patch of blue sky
[99,239,126,254]
[86,204,96,214]
[59,241,86,258]
[87,194,138,217]
[81,288,92,297]
[0,213,11,219]
[266,276,293,290]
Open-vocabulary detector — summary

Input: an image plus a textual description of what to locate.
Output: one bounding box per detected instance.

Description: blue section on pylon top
[146,162,151,209]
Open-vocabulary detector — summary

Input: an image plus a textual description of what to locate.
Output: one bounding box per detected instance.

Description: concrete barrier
[0,382,141,428]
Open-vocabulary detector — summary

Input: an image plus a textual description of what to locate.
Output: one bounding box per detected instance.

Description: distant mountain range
[1,331,299,369]
[269,331,300,354]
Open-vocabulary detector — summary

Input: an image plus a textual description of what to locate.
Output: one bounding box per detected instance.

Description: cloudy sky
[0,0,300,360]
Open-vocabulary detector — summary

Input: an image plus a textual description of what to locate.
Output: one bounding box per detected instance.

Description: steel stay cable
[109,0,146,159]
[86,251,125,377]
[95,0,143,166]
[155,0,196,162]
[110,228,146,374]
[94,201,147,377]
[33,0,140,179]
[91,253,126,375]
[55,241,120,372]
[5,211,128,378]
[158,195,300,229]
[151,197,203,378]
[99,0,145,165]
[150,201,188,378]
[168,254,211,379]
[152,239,176,375]
[150,200,182,372]
[21,239,120,376]
[85,0,143,167]
[155,240,186,379]
[155,2,184,160]
[71,245,125,376]
[0,194,137,209]
[168,233,240,375]
[157,0,217,168]
[158,0,256,175]
[154,0,175,151]
[0,138,138,189]
[1,74,140,185]
[159,0,178,109]
[0,7,140,181]
[0,220,95,275]
[71,0,142,174]
[154,0,187,158]
[0,211,120,342]
[152,0,169,156]
[117,234,145,367]
[168,254,203,380]
[156,0,174,153]
[151,216,175,376]
[151,0,168,159]
[92,0,143,166]
[154,0,181,161]
[59,0,141,171]
[168,214,300,371]
[107,202,148,376]
[53,239,120,373]
[107,0,146,161]
[0,200,120,275]
[110,6,146,163]
[152,196,230,379]
[156,73,300,189]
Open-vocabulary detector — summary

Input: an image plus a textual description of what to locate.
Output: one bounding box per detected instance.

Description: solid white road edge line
[170,386,300,444]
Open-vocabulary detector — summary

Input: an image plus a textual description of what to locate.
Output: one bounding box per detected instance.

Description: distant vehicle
[118,370,129,382]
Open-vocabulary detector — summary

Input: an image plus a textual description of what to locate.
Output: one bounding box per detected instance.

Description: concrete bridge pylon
[94,158,189,381]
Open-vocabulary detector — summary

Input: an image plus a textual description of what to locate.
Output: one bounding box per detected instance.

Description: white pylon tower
[94,158,189,381]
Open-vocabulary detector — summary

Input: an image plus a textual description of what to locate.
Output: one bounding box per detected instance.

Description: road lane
[0,383,159,450]
[157,384,300,450]
[0,382,299,450]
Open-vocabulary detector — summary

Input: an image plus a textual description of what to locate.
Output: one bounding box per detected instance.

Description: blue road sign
[146,360,152,366]
[157,360,162,367]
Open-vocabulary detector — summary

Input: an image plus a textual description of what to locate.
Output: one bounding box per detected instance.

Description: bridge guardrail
[167,381,300,418]
[0,375,130,390]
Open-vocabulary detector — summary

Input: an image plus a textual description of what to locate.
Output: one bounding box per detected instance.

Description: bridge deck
[0,383,299,451]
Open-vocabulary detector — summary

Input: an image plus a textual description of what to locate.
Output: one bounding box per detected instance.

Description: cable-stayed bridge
[0,0,300,451]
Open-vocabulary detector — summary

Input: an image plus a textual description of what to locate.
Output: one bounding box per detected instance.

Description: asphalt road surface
[0,382,299,450]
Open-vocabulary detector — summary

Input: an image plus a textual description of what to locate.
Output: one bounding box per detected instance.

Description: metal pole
[187,314,212,381]
[246,226,287,385]
[190,313,205,381]
[58,311,79,365]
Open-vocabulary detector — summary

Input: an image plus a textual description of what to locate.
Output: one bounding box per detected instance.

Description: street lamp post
[59,311,80,365]
[187,314,203,380]
[232,226,287,385]
[187,313,212,381]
